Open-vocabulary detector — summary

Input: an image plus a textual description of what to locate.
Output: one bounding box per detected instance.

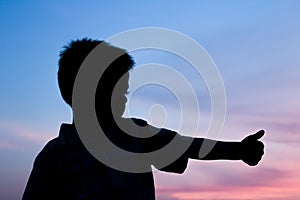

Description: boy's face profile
[110,72,130,119]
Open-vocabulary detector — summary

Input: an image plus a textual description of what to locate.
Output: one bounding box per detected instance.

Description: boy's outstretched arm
[187,130,265,166]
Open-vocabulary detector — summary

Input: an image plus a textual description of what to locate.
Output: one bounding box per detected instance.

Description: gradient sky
[1,1,300,199]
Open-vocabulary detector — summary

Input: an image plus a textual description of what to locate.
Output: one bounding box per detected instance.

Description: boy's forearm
[187,138,242,160]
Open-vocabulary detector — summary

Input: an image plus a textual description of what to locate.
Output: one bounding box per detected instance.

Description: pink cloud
[0,120,55,148]
[16,129,51,144]
[212,167,290,187]
[157,180,300,200]
[155,164,299,200]
[0,142,16,149]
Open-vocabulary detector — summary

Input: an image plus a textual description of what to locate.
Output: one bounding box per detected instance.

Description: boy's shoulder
[35,123,79,161]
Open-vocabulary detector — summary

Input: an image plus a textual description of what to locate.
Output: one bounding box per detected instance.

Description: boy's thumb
[247,130,265,141]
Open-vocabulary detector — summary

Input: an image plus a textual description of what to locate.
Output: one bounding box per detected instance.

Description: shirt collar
[59,123,80,144]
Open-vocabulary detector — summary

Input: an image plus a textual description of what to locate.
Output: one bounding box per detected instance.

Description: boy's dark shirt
[22,118,190,200]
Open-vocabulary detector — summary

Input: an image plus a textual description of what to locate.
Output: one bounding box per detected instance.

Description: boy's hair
[58,38,134,106]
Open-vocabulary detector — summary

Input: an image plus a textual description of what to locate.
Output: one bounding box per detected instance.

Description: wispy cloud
[0,120,55,149]
[0,142,16,149]
[157,177,300,200]
[155,157,300,199]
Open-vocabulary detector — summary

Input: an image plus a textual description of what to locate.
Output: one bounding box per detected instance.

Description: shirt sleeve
[132,118,190,174]
[151,128,190,174]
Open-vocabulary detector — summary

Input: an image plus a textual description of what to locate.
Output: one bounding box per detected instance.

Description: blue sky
[1,1,300,199]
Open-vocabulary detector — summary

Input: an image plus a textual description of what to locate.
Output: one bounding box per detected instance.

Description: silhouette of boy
[23,38,264,200]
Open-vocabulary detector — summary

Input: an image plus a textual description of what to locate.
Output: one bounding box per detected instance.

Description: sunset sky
[1,1,300,199]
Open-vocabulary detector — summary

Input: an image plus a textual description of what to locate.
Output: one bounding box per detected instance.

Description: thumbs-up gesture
[240,130,265,166]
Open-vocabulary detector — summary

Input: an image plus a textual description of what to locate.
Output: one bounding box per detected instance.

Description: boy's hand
[240,130,265,166]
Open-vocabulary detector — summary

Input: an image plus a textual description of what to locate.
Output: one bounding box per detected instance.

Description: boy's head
[58,38,134,120]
